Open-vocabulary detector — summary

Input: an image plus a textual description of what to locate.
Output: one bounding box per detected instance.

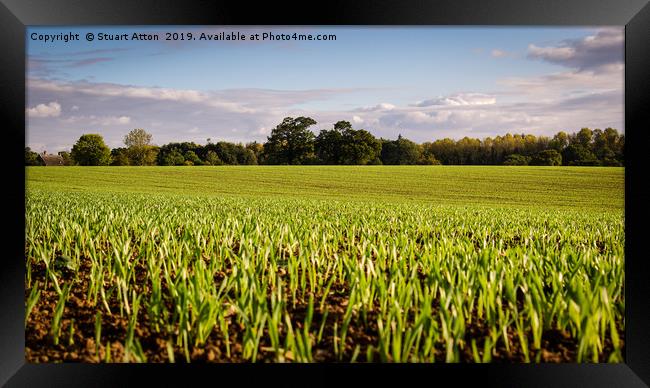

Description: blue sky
[26,26,624,152]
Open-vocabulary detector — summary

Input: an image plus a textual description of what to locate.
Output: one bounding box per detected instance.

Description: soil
[24,258,625,363]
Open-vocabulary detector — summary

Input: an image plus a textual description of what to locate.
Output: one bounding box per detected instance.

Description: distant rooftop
[39,151,64,166]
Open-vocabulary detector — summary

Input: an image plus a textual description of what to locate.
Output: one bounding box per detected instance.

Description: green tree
[456,136,482,164]
[425,138,457,165]
[380,135,421,165]
[562,144,599,166]
[203,141,256,165]
[204,150,223,165]
[575,128,593,148]
[615,134,625,164]
[71,134,112,166]
[417,153,442,165]
[210,142,238,165]
[315,128,344,164]
[241,149,257,165]
[160,149,185,165]
[339,122,382,165]
[184,150,202,165]
[124,128,156,165]
[245,142,264,164]
[502,154,531,165]
[263,117,317,164]
[420,142,445,164]
[110,148,130,166]
[157,143,197,165]
[25,147,44,166]
[530,149,562,166]
[600,150,622,166]
[124,128,152,148]
[604,128,622,153]
[592,128,623,165]
[315,121,382,165]
[549,131,569,152]
[57,151,74,166]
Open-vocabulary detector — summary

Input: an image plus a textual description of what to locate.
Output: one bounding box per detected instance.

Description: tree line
[25,116,625,167]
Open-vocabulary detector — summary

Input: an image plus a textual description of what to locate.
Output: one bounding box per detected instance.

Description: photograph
[23,25,628,365]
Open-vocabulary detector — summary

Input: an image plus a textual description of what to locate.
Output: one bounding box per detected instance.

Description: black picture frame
[2,0,649,386]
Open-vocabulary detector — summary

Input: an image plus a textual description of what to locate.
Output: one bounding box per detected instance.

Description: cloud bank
[26,101,61,118]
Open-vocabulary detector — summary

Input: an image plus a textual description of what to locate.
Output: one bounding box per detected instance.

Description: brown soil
[25,258,624,363]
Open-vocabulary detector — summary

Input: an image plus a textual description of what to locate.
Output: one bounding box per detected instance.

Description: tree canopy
[124,128,157,165]
[264,117,317,165]
[315,121,382,165]
[71,134,112,166]
[531,149,562,166]
[25,147,44,166]
[29,121,624,167]
[381,135,421,165]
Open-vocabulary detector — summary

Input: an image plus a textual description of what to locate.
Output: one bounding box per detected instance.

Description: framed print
[2,0,649,386]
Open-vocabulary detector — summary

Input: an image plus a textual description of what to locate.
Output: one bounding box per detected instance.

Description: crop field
[25,166,625,363]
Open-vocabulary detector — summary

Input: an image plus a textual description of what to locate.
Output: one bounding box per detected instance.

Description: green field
[27,165,624,210]
[25,166,625,363]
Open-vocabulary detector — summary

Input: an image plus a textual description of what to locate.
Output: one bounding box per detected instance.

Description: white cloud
[108,116,131,125]
[357,102,395,112]
[29,79,255,113]
[414,93,496,107]
[377,108,540,131]
[528,45,574,61]
[26,101,61,118]
[352,115,364,124]
[491,49,509,58]
[29,79,369,115]
[342,77,620,141]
